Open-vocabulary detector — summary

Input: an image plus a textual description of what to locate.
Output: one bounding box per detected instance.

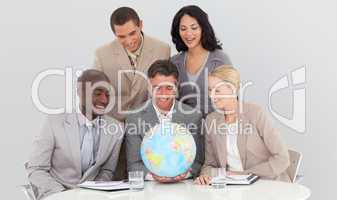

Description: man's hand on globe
[173,170,190,181]
[151,174,176,183]
[151,168,191,183]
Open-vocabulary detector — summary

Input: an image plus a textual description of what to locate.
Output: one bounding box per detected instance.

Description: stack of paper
[78,181,130,191]
[211,174,259,185]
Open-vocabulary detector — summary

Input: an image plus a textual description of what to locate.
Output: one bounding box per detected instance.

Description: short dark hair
[110,7,140,32]
[171,5,222,52]
[77,69,110,84]
[148,60,179,80]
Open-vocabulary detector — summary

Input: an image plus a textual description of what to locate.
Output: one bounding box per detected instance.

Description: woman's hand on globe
[195,175,211,185]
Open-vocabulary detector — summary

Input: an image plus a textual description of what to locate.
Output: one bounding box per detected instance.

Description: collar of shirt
[227,120,238,135]
[152,100,175,122]
[126,33,144,62]
[77,112,99,128]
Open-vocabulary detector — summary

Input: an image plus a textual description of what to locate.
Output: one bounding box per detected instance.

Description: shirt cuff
[186,171,192,179]
[145,173,154,181]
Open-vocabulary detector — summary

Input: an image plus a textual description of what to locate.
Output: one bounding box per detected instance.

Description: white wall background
[1,0,336,199]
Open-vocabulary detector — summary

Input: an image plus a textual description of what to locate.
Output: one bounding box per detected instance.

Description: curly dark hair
[171,5,222,52]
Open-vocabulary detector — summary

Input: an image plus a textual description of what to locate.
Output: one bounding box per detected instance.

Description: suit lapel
[111,41,134,83]
[213,112,228,167]
[112,34,155,86]
[95,116,114,164]
[64,113,82,174]
[128,35,154,101]
[137,34,155,73]
[143,101,160,132]
[171,102,183,124]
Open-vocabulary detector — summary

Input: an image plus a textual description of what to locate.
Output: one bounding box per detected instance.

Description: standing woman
[171,5,232,116]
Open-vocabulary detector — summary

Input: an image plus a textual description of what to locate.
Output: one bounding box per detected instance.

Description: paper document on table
[225,173,259,185]
[211,174,259,185]
[78,181,130,191]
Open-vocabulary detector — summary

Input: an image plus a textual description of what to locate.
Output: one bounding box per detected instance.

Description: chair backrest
[19,184,36,200]
[287,149,302,183]
[22,162,37,200]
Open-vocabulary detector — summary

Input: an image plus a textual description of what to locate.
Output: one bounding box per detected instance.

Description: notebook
[78,181,130,191]
[211,174,259,185]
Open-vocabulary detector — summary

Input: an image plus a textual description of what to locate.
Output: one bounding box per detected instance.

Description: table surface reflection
[45,179,311,200]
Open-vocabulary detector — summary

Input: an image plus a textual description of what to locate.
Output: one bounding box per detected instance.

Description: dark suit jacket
[125,100,204,178]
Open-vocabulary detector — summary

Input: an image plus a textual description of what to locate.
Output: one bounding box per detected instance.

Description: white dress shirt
[226,121,244,172]
[153,101,175,124]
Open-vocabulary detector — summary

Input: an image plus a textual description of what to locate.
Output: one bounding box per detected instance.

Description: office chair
[19,184,36,200]
[287,149,304,183]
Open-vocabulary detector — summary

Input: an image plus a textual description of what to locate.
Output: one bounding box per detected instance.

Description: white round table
[45,180,311,200]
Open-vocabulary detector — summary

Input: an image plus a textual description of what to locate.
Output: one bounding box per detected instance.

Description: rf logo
[268,66,306,133]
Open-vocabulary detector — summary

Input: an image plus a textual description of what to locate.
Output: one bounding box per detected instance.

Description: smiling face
[78,84,110,119]
[91,87,110,117]
[179,14,202,50]
[208,75,238,114]
[149,74,178,112]
[113,20,143,53]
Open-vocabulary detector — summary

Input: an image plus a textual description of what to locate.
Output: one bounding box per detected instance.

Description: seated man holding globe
[125,59,204,183]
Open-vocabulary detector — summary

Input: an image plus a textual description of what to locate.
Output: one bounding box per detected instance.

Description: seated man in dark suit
[125,60,204,182]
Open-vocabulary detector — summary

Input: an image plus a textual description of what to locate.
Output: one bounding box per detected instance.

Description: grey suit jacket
[125,100,204,178]
[26,113,124,200]
[201,102,291,182]
[94,34,170,122]
[171,49,232,117]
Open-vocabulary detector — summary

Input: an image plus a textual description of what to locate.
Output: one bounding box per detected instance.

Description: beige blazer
[94,34,170,122]
[25,113,124,200]
[201,102,290,182]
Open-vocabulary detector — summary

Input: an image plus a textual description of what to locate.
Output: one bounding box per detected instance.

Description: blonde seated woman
[196,66,290,185]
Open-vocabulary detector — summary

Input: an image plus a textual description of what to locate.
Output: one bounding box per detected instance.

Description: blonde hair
[209,65,240,91]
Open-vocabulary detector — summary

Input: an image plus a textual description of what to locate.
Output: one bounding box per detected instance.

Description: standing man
[94,7,170,180]
[94,6,170,121]
[26,70,124,200]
